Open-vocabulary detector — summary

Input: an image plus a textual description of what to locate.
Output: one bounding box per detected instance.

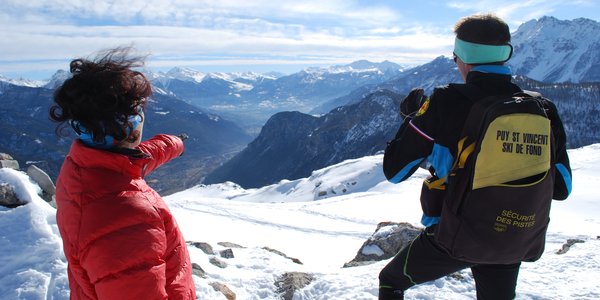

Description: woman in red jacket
[50,47,196,299]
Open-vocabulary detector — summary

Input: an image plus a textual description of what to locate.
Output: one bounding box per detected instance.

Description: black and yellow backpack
[435,84,557,264]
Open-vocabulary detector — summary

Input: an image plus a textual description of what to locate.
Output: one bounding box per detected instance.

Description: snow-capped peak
[0,74,45,88]
[509,17,600,83]
[43,70,71,89]
[303,60,403,75]
[230,71,280,81]
[165,67,207,83]
[205,72,235,81]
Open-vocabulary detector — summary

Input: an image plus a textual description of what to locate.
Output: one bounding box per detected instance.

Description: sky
[0,0,599,80]
[1,144,599,299]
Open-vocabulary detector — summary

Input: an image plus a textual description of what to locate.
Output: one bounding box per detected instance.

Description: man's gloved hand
[177,133,189,141]
[400,88,427,117]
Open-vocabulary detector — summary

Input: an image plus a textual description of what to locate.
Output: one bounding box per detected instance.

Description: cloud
[1,0,400,29]
[8,0,595,79]
[446,0,596,25]
[1,22,436,55]
[0,21,449,77]
[0,1,451,79]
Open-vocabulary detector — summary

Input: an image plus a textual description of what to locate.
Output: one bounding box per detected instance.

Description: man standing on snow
[379,14,572,299]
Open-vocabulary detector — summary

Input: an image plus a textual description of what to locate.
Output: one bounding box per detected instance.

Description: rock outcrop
[1,153,57,207]
[275,272,314,300]
[0,183,24,208]
[344,221,421,267]
[263,247,303,265]
[191,263,206,278]
[209,282,236,300]
[0,153,19,170]
[188,241,215,255]
[27,164,56,206]
[219,249,235,259]
[556,239,585,255]
[27,165,55,195]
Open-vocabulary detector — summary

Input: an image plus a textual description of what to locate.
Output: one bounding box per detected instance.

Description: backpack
[434,84,556,264]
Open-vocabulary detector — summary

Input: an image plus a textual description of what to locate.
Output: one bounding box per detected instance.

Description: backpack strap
[426,135,477,190]
[520,90,542,98]
[456,136,476,169]
[423,84,484,191]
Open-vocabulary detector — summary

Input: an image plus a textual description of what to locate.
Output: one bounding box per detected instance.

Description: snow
[510,17,600,83]
[0,74,45,88]
[302,60,405,76]
[166,67,207,83]
[147,68,273,92]
[1,145,600,299]
[0,169,69,299]
[361,245,384,257]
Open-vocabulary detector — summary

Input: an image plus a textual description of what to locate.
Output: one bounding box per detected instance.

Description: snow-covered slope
[181,154,392,203]
[0,169,69,299]
[1,144,599,299]
[160,144,600,299]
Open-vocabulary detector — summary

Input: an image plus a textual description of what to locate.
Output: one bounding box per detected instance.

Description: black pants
[379,226,521,300]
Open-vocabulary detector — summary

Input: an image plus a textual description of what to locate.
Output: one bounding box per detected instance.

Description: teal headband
[454,37,512,64]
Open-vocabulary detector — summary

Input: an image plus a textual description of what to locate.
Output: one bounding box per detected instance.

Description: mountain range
[7,16,598,128]
[311,56,461,114]
[145,16,600,122]
[203,17,600,188]
[204,89,403,188]
[148,60,407,133]
[205,68,600,188]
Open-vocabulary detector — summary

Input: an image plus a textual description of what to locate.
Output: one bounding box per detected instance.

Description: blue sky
[0,0,598,80]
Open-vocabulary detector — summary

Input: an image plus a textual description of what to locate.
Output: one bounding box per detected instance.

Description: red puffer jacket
[56,135,196,299]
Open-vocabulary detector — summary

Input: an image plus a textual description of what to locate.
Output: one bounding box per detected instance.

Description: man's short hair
[454,14,511,45]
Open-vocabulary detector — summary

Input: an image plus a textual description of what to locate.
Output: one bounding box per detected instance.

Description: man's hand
[400,88,427,117]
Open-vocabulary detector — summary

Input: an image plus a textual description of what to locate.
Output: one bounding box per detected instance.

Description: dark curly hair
[50,47,151,145]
